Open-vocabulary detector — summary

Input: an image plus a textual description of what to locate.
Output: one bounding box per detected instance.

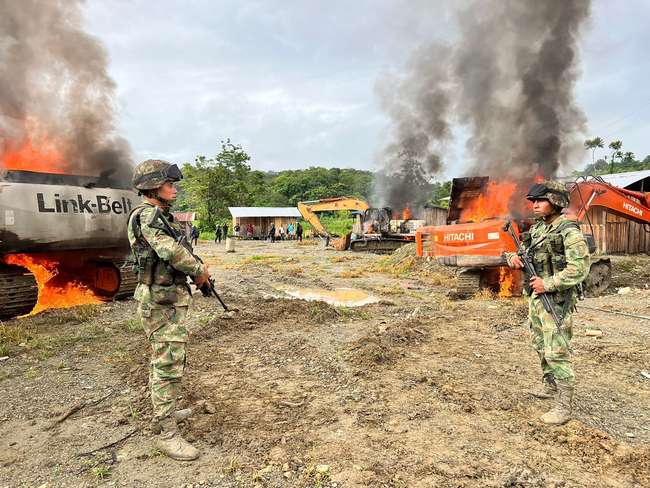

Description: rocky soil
[1,240,649,487]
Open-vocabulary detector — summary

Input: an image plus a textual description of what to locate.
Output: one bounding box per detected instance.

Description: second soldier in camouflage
[505,180,590,425]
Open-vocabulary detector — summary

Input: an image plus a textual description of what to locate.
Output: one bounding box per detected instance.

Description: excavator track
[451,268,482,298]
[114,259,138,300]
[0,265,38,320]
[350,238,412,254]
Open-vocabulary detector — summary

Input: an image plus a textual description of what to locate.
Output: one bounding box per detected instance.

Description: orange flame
[1,118,70,174]
[3,254,101,315]
[497,267,516,297]
[460,180,517,222]
[402,207,413,220]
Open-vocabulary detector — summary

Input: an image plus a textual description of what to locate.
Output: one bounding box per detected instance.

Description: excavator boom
[297,196,369,237]
[568,178,650,225]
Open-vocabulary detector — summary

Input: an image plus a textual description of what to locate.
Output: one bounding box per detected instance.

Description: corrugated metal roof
[598,169,650,189]
[559,169,650,189]
[228,207,302,218]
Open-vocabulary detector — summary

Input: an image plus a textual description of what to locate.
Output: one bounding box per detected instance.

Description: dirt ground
[1,239,649,488]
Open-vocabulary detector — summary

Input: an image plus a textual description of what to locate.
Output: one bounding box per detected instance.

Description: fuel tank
[0,170,138,319]
[1,170,136,252]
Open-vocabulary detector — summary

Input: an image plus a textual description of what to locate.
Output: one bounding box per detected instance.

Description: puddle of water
[279,286,380,307]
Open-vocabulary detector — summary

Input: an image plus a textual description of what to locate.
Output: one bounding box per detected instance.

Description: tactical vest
[128,205,188,286]
[520,220,581,303]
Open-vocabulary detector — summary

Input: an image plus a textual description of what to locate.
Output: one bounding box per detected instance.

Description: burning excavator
[0,168,137,319]
[416,175,650,297]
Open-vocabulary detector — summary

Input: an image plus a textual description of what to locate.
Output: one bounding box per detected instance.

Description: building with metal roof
[228,207,302,218]
[598,169,650,192]
[228,207,302,239]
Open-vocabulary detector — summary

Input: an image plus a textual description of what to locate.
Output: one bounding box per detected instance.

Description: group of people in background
[188,221,303,245]
[214,222,229,243]
[267,222,303,242]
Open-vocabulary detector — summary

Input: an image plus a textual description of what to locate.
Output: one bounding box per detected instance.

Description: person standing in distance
[505,180,590,425]
[127,160,210,460]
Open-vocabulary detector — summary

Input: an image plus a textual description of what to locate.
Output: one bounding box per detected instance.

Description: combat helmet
[132,159,183,190]
[526,180,570,208]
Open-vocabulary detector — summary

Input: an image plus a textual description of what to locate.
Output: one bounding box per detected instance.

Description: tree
[584,137,604,164]
[608,140,623,174]
[179,140,258,230]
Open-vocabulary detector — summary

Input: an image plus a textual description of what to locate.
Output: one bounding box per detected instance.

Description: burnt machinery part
[584,258,612,297]
[0,264,38,319]
[114,259,137,299]
[84,258,137,300]
[451,268,482,298]
[350,237,412,254]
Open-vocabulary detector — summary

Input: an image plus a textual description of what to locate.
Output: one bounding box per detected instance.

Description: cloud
[81,0,650,174]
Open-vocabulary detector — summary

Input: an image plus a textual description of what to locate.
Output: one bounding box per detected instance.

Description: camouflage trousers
[139,305,189,421]
[528,295,575,383]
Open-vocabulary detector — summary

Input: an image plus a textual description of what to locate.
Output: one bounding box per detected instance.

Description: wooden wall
[424,206,448,226]
[580,207,650,255]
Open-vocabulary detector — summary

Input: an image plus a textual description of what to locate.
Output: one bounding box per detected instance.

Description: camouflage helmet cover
[526,180,570,208]
[132,159,183,190]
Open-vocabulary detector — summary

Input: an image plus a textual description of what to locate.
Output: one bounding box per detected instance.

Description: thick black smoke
[0,0,132,184]
[375,0,591,208]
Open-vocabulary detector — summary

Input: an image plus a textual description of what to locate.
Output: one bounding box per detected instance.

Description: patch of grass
[73,305,101,323]
[24,367,40,379]
[92,464,111,481]
[224,455,241,474]
[124,318,142,333]
[147,447,162,458]
[238,254,279,266]
[336,269,364,278]
[250,254,275,261]
[337,307,356,318]
[303,464,332,488]
[473,288,496,301]
[126,399,140,421]
[330,255,359,263]
[376,285,406,295]
[0,322,34,348]
[297,239,317,246]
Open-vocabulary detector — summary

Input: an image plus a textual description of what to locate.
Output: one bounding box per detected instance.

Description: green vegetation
[577,137,650,176]
[176,139,373,232]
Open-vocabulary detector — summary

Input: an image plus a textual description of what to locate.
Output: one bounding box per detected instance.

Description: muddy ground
[1,240,649,488]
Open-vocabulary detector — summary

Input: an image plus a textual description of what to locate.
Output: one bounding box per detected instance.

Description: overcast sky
[83,0,650,176]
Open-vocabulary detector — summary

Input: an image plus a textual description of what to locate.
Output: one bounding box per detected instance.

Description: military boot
[540,380,573,425]
[529,373,558,399]
[155,417,200,461]
[151,408,194,434]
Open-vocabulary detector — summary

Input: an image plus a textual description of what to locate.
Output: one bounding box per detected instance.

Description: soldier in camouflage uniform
[505,180,590,425]
[127,160,210,460]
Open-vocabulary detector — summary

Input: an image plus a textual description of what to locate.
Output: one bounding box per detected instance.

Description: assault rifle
[152,208,231,312]
[503,220,565,335]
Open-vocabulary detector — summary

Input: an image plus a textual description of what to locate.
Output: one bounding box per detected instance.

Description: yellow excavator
[297,196,369,250]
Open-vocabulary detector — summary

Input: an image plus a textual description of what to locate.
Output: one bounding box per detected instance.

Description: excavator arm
[568,179,650,225]
[297,197,370,237]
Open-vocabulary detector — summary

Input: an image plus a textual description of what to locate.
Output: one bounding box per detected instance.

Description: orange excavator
[416,175,650,297]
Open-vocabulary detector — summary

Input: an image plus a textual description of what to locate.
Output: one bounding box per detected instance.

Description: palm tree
[584,137,604,163]
[608,140,623,173]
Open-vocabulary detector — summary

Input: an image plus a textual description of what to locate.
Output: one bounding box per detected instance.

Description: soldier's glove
[198,278,215,297]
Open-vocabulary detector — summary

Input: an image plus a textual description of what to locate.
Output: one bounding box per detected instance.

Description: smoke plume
[375,0,591,208]
[0,0,132,184]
